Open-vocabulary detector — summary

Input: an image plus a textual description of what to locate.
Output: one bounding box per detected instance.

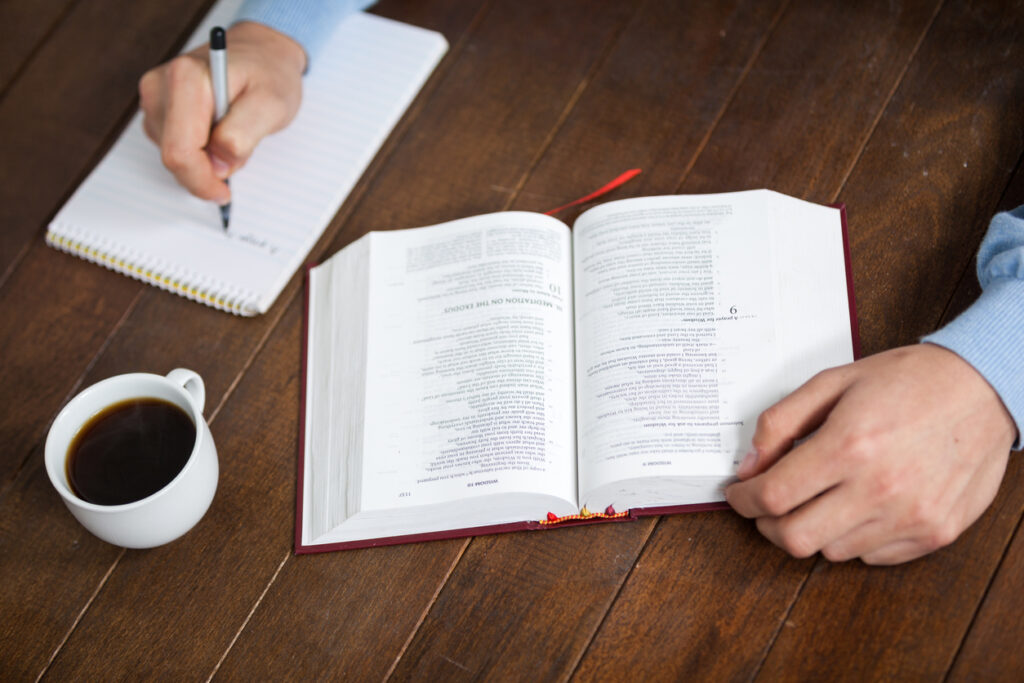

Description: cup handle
[166,368,206,414]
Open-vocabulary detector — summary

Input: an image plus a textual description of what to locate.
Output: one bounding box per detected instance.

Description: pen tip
[220,203,231,231]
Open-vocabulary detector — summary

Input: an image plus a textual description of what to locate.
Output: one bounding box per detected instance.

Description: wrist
[229,21,307,75]
[921,342,1017,447]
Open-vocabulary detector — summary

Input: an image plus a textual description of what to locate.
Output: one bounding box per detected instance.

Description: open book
[299,190,857,552]
[46,1,447,315]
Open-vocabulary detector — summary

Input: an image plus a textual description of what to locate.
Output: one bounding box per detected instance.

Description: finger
[859,539,932,565]
[754,482,877,559]
[207,85,298,173]
[738,364,856,479]
[138,68,166,144]
[819,517,891,562]
[726,432,845,519]
[159,56,228,203]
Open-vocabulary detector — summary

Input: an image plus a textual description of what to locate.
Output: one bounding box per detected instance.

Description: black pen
[209,26,230,230]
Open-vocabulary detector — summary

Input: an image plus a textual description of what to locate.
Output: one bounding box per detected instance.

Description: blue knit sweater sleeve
[924,205,1024,448]
[235,0,377,67]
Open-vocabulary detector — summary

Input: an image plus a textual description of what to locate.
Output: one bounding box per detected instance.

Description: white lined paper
[47,2,448,315]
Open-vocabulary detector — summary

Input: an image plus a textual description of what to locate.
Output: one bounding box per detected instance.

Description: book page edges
[294,501,729,554]
[296,263,315,553]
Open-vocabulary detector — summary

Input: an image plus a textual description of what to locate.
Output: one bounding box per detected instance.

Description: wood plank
[0,0,211,281]
[0,0,212,488]
[0,5,212,676]
[36,1,640,679]
[949,474,1024,681]
[392,0,881,678]
[511,0,787,212]
[577,514,813,681]
[576,0,973,679]
[211,2,644,680]
[0,0,1016,679]
[0,1,475,678]
[577,0,1024,677]
[0,0,78,96]
[396,0,945,678]
[755,463,1024,681]
[840,0,1024,357]
[940,160,1024,683]
[745,0,1024,678]
[678,0,940,203]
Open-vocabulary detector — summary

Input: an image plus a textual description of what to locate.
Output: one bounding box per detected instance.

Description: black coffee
[66,398,196,505]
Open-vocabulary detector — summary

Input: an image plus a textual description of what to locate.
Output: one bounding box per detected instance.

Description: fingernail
[737,449,759,478]
[210,154,231,178]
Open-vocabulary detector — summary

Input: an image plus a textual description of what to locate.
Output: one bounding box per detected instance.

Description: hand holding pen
[138,22,307,226]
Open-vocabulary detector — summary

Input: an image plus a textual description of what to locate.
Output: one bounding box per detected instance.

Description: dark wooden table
[2,0,1023,679]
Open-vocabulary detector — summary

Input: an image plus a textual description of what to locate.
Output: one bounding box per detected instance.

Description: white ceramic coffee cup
[45,369,218,548]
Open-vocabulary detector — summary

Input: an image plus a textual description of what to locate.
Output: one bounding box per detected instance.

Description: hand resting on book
[726,343,1016,565]
[138,21,306,205]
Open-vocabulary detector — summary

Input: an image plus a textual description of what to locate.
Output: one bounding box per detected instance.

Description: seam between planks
[0,0,217,296]
[745,3,948,680]
[499,0,644,211]
[377,1,650,677]
[565,520,659,682]
[199,3,500,678]
[24,0,468,674]
[940,148,1024,682]
[555,0,797,676]
[383,539,473,682]
[933,149,1024,330]
[828,0,946,206]
[0,0,83,105]
[0,289,145,504]
[35,548,126,683]
[670,0,794,194]
[943,510,1024,683]
[206,551,292,682]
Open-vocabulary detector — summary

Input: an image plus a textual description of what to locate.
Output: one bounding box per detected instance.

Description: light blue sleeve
[235,0,378,68]
[924,205,1024,447]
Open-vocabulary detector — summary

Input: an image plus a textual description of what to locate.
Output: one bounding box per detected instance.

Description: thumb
[737,364,855,479]
[207,87,296,175]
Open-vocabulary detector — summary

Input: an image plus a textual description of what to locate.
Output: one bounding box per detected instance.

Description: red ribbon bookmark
[543,168,642,216]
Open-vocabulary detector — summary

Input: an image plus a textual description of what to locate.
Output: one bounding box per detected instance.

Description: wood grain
[0,1,472,678]
[0,0,212,488]
[215,1,645,679]
[842,0,1024,357]
[392,0,841,678]
[0,5,211,677]
[948,464,1024,682]
[571,0,957,678]
[749,0,1024,678]
[35,0,644,679]
[0,0,77,96]
[933,155,1024,683]
[0,0,1021,679]
[0,0,212,280]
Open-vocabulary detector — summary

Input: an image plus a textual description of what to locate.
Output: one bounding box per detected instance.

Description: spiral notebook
[46,2,447,315]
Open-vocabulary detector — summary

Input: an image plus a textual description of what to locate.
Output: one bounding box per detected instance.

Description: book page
[357,213,578,516]
[47,3,447,315]
[573,191,852,510]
